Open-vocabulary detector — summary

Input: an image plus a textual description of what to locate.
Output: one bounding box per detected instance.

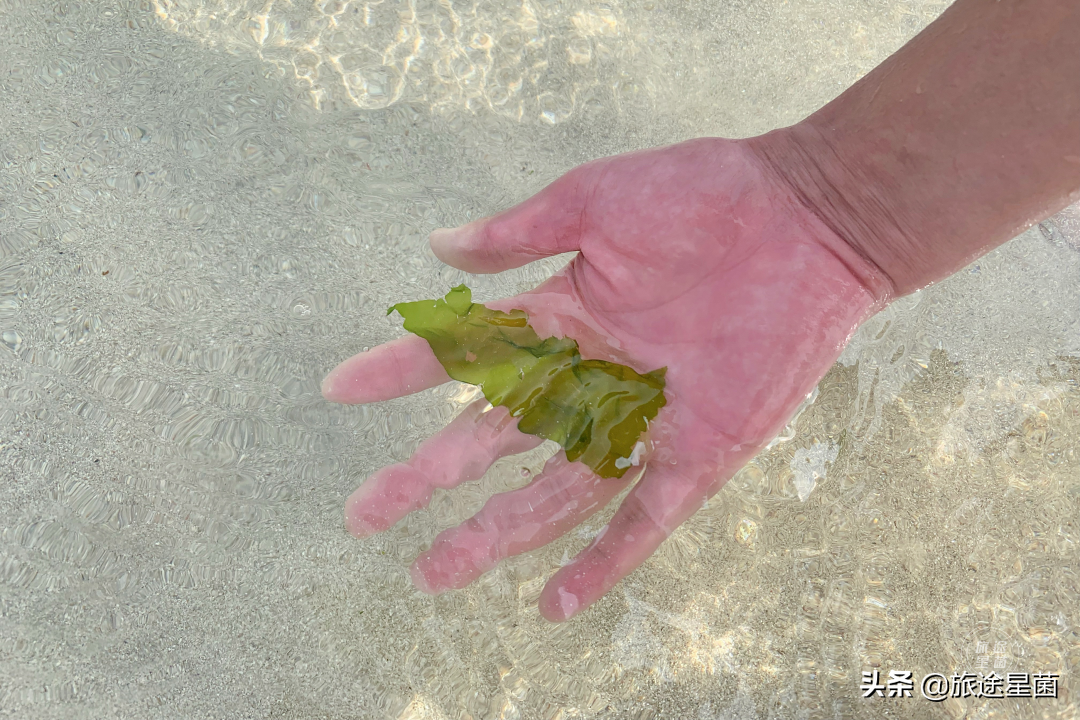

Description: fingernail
[429,227,459,243]
[321,367,366,404]
[320,371,338,401]
[429,227,467,252]
[321,372,354,403]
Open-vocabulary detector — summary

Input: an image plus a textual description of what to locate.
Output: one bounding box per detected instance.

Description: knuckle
[617,494,660,537]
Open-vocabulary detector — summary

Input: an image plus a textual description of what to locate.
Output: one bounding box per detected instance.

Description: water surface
[1,1,1078,718]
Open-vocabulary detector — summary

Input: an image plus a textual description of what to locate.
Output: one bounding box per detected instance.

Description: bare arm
[748,0,1080,299]
[326,0,1080,620]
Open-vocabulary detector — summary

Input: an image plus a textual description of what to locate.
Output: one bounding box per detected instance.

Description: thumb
[430,167,592,273]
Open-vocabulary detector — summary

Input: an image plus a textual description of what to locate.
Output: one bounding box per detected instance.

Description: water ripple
[1,0,1078,718]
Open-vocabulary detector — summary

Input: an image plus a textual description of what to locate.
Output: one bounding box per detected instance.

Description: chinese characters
[860,670,1059,702]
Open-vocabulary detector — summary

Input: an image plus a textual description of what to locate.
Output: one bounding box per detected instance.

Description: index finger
[322,334,450,404]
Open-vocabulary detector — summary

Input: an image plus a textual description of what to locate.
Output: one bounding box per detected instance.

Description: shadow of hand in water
[322,136,886,621]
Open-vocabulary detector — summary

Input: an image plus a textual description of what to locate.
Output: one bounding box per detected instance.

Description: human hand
[322,136,890,621]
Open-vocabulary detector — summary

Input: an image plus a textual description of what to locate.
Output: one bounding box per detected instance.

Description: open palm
[322,136,889,621]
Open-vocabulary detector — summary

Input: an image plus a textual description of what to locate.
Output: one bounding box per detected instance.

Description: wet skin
[322,137,890,621]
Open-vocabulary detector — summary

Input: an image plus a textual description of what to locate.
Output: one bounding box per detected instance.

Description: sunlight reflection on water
[0,0,1077,718]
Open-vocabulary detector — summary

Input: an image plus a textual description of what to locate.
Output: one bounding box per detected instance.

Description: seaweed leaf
[388,285,666,478]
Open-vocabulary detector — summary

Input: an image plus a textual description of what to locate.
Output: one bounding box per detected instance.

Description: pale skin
[323,0,1080,622]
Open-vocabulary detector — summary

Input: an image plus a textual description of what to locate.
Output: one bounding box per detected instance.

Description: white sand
[1,0,1077,717]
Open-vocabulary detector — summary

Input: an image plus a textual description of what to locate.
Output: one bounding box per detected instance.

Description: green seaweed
[388,285,667,479]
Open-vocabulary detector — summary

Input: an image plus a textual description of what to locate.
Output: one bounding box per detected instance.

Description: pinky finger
[537,464,711,622]
[409,453,634,594]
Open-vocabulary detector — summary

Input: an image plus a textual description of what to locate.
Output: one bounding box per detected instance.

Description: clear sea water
[1,1,1078,718]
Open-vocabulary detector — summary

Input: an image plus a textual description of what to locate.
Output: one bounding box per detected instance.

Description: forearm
[749,0,1080,299]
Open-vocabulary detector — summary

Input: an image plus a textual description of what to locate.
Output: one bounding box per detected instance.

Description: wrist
[746,0,1080,300]
[745,122,935,301]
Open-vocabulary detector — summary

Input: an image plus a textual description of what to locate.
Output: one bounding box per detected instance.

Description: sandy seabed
[1,1,1078,718]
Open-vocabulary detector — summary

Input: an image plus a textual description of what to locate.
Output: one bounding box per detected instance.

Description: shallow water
[1,1,1078,718]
